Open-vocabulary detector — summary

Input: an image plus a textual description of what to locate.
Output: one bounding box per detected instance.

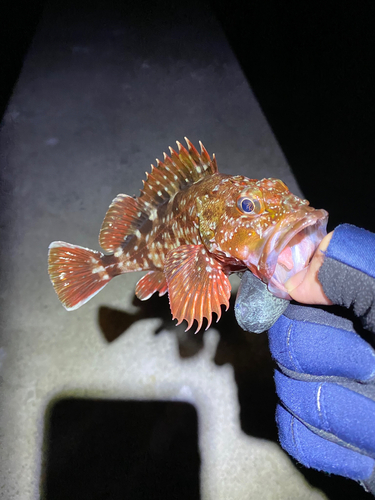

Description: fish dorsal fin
[138,138,218,212]
[99,194,148,252]
[164,244,231,332]
[99,139,217,253]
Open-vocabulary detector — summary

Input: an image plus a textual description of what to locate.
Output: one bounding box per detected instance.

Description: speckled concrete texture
[0,1,327,499]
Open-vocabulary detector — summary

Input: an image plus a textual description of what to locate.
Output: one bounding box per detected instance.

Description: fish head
[207,176,328,299]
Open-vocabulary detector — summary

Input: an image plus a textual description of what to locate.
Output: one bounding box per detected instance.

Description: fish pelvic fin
[48,241,114,310]
[99,194,148,253]
[164,244,231,333]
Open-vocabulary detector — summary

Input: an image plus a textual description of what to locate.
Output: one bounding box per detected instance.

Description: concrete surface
[0,1,331,498]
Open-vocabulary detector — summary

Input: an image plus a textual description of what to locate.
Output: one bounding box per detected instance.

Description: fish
[48,138,328,332]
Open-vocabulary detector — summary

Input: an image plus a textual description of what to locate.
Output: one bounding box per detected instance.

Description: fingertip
[286,264,332,305]
[285,267,308,295]
[285,230,335,305]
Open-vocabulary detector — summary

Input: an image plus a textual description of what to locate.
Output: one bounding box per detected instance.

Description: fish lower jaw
[268,274,291,300]
[264,219,328,299]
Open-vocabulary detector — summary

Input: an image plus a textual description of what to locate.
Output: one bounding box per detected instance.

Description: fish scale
[48,138,328,330]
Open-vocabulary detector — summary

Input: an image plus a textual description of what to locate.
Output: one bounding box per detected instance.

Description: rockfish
[48,139,328,332]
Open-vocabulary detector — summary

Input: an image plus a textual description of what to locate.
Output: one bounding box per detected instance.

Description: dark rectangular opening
[42,398,200,500]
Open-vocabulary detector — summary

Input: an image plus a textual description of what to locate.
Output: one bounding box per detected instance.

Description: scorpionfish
[48,138,328,332]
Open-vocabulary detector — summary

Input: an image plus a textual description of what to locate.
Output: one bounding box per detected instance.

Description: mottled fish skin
[48,138,328,331]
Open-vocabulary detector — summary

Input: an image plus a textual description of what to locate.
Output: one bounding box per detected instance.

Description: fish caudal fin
[48,242,112,310]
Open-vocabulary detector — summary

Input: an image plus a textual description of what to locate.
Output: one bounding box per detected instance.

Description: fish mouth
[258,208,329,299]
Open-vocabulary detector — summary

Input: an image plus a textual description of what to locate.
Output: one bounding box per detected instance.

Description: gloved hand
[270,304,375,494]
[235,224,375,494]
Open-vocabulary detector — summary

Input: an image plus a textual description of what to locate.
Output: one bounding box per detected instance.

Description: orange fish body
[48,139,328,331]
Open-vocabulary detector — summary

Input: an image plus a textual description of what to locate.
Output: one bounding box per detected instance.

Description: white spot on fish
[149,210,157,221]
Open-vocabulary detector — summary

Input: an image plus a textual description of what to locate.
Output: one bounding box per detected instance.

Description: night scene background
[1,1,374,499]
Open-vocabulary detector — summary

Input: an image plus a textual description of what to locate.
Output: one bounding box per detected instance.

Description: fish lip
[258,208,329,295]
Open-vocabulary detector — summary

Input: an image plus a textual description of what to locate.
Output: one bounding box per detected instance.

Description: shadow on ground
[97,292,373,500]
[42,398,200,500]
[98,292,278,442]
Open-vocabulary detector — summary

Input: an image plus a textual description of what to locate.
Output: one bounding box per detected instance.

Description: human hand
[272,225,375,493]
[235,224,375,493]
[284,231,334,305]
[269,304,375,494]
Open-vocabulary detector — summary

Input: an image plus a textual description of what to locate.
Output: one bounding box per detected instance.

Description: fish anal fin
[48,241,113,310]
[99,194,147,253]
[164,245,231,332]
[138,139,218,211]
[135,271,168,300]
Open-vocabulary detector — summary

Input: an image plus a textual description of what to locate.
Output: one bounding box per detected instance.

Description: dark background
[1,1,374,499]
[215,0,375,235]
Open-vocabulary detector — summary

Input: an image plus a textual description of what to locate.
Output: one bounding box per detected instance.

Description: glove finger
[269,305,375,381]
[275,371,375,457]
[276,404,375,481]
[235,270,289,333]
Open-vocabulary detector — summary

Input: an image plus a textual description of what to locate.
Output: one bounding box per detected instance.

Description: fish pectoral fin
[164,245,231,332]
[135,271,168,301]
[99,194,148,252]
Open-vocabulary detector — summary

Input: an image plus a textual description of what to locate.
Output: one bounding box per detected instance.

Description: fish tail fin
[48,241,113,310]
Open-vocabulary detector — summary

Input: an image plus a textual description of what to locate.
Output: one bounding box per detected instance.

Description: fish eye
[238,197,254,213]
[237,196,263,215]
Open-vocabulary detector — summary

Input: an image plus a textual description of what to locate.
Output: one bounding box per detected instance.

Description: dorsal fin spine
[156,158,178,188]
[168,148,189,182]
[211,153,218,173]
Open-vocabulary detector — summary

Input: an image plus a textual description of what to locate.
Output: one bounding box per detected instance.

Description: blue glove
[235,224,375,494]
[272,224,375,494]
[269,305,375,494]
